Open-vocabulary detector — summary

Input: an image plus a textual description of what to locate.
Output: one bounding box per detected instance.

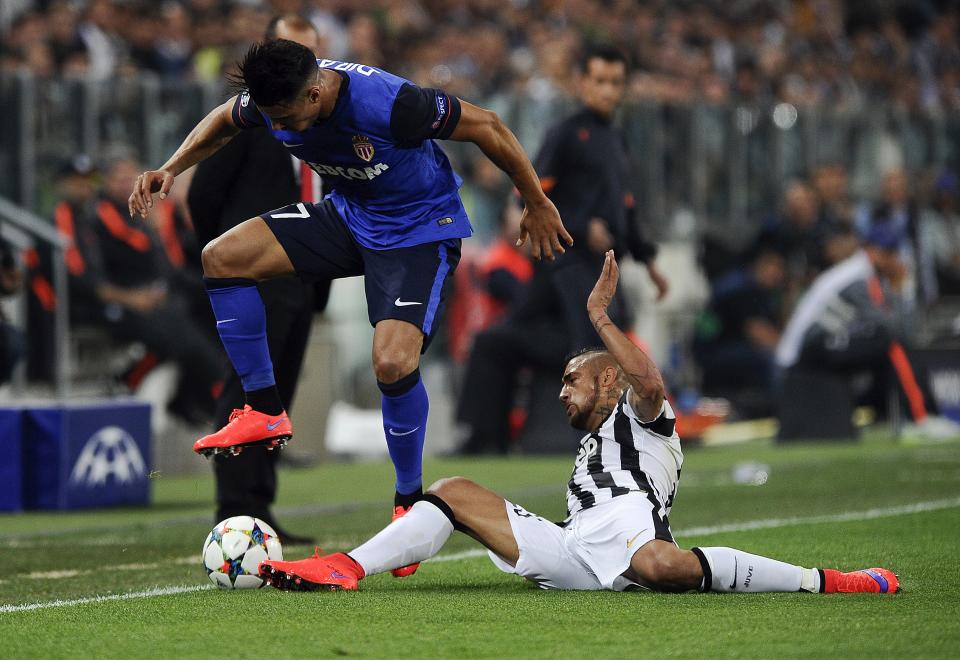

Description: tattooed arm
[586,250,665,421]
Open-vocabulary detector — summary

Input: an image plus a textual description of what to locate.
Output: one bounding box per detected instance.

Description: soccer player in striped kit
[261,252,898,595]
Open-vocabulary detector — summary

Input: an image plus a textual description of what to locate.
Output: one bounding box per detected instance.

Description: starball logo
[70,426,147,487]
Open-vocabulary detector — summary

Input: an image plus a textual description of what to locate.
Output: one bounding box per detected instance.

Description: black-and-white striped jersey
[565,391,683,520]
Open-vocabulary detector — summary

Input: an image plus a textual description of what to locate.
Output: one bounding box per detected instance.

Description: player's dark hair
[229,39,316,107]
[564,346,609,366]
[581,44,630,73]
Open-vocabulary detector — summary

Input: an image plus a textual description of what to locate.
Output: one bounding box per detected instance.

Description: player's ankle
[245,386,284,416]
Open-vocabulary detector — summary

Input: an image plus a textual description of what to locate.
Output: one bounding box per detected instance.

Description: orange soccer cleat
[822,567,900,594]
[192,405,292,457]
[259,550,364,592]
[390,504,421,578]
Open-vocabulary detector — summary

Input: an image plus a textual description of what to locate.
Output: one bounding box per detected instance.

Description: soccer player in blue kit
[128,39,572,576]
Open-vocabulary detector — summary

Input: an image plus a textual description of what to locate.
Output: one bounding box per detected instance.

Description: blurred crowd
[2,0,959,113]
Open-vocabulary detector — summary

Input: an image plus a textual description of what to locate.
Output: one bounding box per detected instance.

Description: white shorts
[487,492,675,591]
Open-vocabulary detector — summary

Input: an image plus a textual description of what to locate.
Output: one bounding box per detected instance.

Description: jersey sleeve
[389,83,461,145]
[230,91,267,130]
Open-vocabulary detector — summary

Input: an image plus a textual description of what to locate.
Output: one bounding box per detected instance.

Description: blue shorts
[261,200,460,351]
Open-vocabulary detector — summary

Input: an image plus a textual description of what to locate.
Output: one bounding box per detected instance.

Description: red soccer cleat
[390,504,420,578]
[822,567,900,594]
[192,405,292,457]
[259,550,364,592]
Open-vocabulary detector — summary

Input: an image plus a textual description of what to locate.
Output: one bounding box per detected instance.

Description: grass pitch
[2,434,959,658]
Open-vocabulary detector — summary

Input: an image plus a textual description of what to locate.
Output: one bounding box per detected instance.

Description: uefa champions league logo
[69,426,147,487]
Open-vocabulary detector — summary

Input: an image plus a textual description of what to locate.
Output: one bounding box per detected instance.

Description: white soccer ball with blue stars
[201,516,283,589]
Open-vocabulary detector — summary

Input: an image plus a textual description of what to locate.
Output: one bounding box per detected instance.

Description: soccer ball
[201,516,283,589]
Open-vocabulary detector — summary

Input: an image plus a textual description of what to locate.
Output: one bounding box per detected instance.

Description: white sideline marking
[0,584,211,614]
[674,496,960,538]
[4,496,959,613]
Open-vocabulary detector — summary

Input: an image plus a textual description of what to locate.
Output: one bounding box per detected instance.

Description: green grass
[2,435,959,658]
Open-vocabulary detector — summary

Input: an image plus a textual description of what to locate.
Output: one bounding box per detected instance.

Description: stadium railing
[2,72,959,250]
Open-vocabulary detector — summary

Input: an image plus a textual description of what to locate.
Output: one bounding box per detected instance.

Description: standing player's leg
[259,476,519,591]
[626,540,899,594]
[363,239,461,576]
[193,218,296,455]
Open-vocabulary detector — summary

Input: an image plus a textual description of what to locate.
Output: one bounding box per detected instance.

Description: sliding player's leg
[259,476,518,591]
[363,239,461,577]
[626,540,898,594]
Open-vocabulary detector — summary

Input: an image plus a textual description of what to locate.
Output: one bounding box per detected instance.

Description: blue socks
[379,368,428,496]
[205,278,279,411]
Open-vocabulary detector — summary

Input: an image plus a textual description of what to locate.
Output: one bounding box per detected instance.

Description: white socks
[693,547,821,593]
[349,500,455,577]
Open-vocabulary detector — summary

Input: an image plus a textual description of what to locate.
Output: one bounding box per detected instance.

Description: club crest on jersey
[353,135,375,162]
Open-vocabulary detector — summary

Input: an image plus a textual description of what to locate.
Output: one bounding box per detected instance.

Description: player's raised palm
[128,169,175,218]
[517,197,573,261]
[587,250,619,316]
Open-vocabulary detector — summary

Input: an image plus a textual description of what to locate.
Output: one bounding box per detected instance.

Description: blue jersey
[232,59,472,250]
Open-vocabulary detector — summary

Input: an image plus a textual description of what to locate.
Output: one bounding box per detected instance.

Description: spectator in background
[187,13,328,545]
[856,169,927,303]
[918,171,960,298]
[87,158,225,423]
[774,225,955,437]
[693,246,786,417]
[0,234,25,385]
[24,156,100,382]
[812,162,854,229]
[755,180,824,292]
[454,201,536,454]
[448,200,531,367]
[52,155,101,325]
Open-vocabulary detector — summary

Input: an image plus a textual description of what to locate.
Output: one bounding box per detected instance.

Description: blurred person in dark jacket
[90,158,225,422]
[457,45,667,453]
[693,246,787,417]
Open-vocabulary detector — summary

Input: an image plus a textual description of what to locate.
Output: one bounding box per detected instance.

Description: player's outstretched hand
[517,197,574,261]
[587,250,619,316]
[128,169,174,218]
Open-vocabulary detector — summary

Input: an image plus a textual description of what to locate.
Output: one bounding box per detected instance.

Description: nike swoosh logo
[266,418,287,431]
[331,570,349,579]
[394,298,422,307]
[282,141,303,147]
[388,426,420,437]
[626,532,642,549]
[216,319,237,325]
[730,557,738,590]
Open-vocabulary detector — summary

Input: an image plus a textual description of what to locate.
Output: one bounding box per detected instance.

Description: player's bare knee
[427,476,476,512]
[373,350,418,384]
[201,237,236,278]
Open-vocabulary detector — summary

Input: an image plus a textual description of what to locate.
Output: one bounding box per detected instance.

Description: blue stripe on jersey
[422,243,450,335]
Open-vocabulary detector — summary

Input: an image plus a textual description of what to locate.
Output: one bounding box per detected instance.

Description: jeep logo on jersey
[574,436,598,467]
[309,161,389,181]
[318,59,378,76]
[352,135,375,162]
[70,426,147,487]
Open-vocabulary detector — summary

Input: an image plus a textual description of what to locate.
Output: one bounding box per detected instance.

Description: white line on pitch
[0,584,212,614]
[4,496,959,613]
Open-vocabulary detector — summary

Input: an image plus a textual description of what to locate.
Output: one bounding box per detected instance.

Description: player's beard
[568,377,600,430]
